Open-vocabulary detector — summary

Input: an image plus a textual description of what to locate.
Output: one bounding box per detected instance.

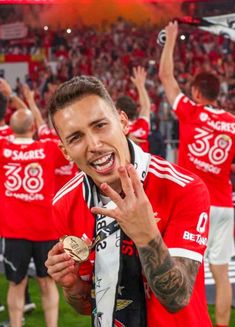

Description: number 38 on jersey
[188,127,232,165]
[4,162,44,193]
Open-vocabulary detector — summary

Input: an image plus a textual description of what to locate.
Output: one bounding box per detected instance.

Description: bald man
[0,108,65,327]
[9,109,34,135]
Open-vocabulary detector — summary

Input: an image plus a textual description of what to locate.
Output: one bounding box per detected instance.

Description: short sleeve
[173,93,198,123]
[163,177,210,263]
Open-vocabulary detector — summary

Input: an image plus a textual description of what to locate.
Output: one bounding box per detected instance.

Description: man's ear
[192,86,201,102]
[58,141,72,161]
[119,110,129,135]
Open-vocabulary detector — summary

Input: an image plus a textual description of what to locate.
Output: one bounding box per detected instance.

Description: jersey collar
[12,138,34,144]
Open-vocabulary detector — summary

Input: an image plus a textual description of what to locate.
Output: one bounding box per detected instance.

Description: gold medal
[60,235,90,263]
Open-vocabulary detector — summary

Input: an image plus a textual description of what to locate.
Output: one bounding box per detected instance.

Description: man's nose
[87,134,102,151]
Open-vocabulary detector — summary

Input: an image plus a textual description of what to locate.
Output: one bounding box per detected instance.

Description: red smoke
[28,0,185,28]
[0,0,189,27]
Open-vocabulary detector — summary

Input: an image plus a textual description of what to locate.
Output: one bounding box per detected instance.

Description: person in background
[0,79,36,319]
[45,75,212,327]
[116,66,151,152]
[159,20,235,327]
[0,107,61,327]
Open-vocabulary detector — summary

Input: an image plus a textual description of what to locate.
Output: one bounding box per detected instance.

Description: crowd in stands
[0,3,235,326]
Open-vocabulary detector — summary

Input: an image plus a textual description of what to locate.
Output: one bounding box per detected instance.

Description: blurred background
[0,0,235,326]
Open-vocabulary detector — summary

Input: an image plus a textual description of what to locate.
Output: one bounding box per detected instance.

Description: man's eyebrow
[89,118,106,126]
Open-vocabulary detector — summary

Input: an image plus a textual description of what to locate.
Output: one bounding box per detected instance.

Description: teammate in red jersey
[0,108,62,327]
[159,21,235,327]
[45,75,212,327]
[0,80,37,317]
[116,66,151,152]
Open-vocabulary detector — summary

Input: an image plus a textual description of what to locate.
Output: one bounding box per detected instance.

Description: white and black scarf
[84,140,151,327]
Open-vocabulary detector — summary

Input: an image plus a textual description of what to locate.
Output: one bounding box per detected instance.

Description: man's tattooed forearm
[138,236,200,312]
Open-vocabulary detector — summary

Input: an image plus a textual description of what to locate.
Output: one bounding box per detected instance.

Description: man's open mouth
[91,153,115,173]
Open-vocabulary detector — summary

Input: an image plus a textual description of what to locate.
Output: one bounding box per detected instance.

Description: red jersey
[38,124,78,192]
[173,93,235,207]
[0,137,64,240]
[0,125,13,140]
[52,155,211,327]
[128,117,150,152]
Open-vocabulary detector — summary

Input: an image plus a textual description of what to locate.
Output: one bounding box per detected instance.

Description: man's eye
[97,122,106,128]
[69,135,80,143]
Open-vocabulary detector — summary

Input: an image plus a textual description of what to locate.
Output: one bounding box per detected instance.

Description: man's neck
[14,133,34,139]
[0,120,6,127]
[199,99,218,107]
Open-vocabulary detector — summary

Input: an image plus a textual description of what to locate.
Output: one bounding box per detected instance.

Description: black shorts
[2,238,57,284]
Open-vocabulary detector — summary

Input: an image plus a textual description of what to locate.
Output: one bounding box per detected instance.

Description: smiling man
[45,75,212,327]
[53,93,130,192]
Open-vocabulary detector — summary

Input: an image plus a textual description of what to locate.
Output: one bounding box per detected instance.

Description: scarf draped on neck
[83,140,151,327]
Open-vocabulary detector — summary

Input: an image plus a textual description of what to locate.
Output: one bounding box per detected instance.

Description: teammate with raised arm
[159,21,235,327]
[116,66,151,152]
[45,75,212,327]
[0,78,27,140]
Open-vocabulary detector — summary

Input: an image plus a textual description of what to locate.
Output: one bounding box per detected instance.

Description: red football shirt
[52,155,211,327]
[128,117,150,152]
[0,125,13,140]
[38,124,78,192]
[0,137,64,240]
[173,93,235,207]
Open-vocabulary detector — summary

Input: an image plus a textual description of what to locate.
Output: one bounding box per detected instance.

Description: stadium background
[0,0,235,326]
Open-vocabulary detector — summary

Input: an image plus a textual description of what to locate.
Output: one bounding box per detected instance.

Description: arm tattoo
[63,287,92,315]
[138,236,201,313]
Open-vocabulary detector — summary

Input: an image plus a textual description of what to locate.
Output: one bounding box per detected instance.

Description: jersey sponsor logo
[183,212,208,245]
[188,153,221,174]
[5,190,44,201]
[199,112,235,133]
[183,231,207,245]
[3,148,46,161]
[207,120,235,133]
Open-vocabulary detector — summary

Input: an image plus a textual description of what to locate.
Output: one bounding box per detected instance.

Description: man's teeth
[92,154,113,171]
